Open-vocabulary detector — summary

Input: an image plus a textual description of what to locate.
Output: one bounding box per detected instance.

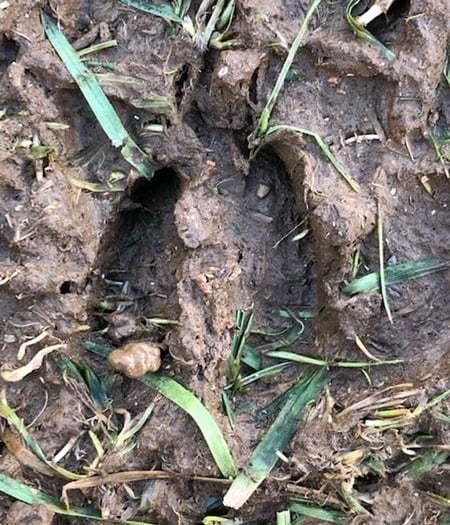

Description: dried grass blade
[377,204,392,322]
[0,473,156,524]
[41,13,156,179]
[267,350,402,368]
[0,393,84,480]
[266,125,359,192]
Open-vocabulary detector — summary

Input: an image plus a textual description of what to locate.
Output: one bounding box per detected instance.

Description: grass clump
[343,256,450,296]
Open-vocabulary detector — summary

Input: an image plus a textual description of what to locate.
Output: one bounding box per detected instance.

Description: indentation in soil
[0,1,449,524]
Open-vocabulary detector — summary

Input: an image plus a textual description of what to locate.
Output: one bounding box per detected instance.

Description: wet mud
[0,1,449,524]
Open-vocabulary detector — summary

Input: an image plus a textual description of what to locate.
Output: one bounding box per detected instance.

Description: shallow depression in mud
[89,167,184,337]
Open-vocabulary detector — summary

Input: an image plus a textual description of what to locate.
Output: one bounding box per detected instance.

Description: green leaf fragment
[290,500,348,523]
[343,257,450,296]
[403,450,449,479]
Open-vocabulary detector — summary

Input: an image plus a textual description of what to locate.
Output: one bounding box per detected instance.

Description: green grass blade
[0,473,156,523]
[258,0,323,134]
[277,510,292,525]
[59,357,109,407]
[290,501,348,523]
[345,0,396,61]
[266,125,359,192]
[41,13,156,179]
[256,324,306,353]
[343,257,450,296]
[225,362,291,390]
[140,374,236,477]
[228,310,254,387]
[221,390,236,430]
[223,369,326,509]
[241,344,262,370]
[84,342,236,478]
[118,0,182,22]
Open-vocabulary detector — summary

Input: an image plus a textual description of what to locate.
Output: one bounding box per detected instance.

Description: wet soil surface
[0,1,449,524]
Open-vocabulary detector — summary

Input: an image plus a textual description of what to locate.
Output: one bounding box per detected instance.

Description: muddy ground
[0,0,449,524]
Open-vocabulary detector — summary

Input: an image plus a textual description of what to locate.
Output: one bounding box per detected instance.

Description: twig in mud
[343,133,380,145]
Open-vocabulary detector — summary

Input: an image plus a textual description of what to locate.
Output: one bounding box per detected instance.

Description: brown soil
[0,1,449,524]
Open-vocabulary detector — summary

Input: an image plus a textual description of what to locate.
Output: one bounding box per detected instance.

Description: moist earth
[0,1,449,524]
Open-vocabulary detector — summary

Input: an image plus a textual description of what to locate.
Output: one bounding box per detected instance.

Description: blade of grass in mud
[343,256,450,296]
[84,342,236,478]
[277,510,292,525]
[339,485,370,515]
[223,369,326,509]
[258,0,323,134]
[255,324,306,354]
[59,357,109,407]
[266,125,360,192]
[225,362,291,390]
[140,373,236,477]
[279,309,316,320]
[241,344,262,370]
[266,350,402,367]
[402,450,449,479]
[221,390,236,431]
[377,205,393,322]
[41,13,156,179]
[0,395,84,480]
[118,0,182,22]
[429,130,450,179]
[0,473,155,524]
[290,501,347,523]
[345,0,395,61]
[78,39,118,57]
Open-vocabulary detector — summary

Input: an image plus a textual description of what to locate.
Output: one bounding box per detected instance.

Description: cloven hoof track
[0,0,449,523]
